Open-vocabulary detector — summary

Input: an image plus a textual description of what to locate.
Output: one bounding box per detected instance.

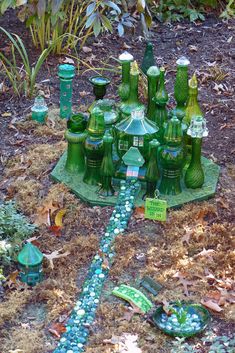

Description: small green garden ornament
[58,64,75,119]
[31,95,48,123]
[141,42,155,75]
[118,51,134,102]
[185,116,208,189]
[174,56,190,115]
[18,242,43,286]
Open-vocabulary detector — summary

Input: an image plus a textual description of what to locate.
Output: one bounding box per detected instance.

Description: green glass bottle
[65,114,87,173]
[118,51,134,102]
[88,75,111,113]
[145,139,160,198]
[153,67,169,143]
[159,117,184,195]
[119,61,145,120]
[174,56,190,116]
[185,116,208,189]
[146,66,160,122]
[99,134,115,196]
[83,106,105,186]
[95,99,119,132]
[58,64,75,119]
[141,42,156,75]
[31,95,48,123]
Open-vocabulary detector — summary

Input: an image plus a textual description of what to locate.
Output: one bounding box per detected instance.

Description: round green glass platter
[152,302,210,337]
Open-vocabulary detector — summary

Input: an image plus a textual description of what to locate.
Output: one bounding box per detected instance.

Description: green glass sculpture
[119,61,145,120]
[170,109,188,164]
[118,51,134,102]
[174,56,190,116]
[115,107,158,162]
[153,67,169,143]
[83,106,105,186]
[95,99,119,132]
[159,117,184,195]
[99,134,115,196]
[65,114,87,173]
[31,95,48,123]
[141,42,155,75]
[17,242,43,286]
[58,64,75,119]
[146,66,160,122]
[185,116,208,189]
[145,139,160,198]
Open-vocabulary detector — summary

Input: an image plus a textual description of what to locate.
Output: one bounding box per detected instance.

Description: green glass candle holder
[89,76,111,101]
[58,64,75,119]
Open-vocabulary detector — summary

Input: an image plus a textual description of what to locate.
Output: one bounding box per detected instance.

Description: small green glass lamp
[17,242,44,286]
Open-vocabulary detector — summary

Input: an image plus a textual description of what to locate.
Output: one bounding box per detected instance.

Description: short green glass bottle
[145,139,160,198]
[146,66,160,122]
[118,51,134,102]
[159,117,184,195]
[141,41,156,75]
[99,134,115,196]
[119,61,145,120]
[83,106,105,186]
[174,56,190,116]
[31,95,48,123]
[185,116,208,189]
[65,113,87,173]
[58,64,75,119]
[153,67,169,143]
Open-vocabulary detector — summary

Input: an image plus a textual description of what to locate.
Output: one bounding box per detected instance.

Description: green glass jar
[83,106,105,186]
[146,66,160,122]
[145,139,160,198]
[118,51,134,102]
[159,117,184,195]
[99,134,115,196]
[174,56,190,116]
[141,41,156,75]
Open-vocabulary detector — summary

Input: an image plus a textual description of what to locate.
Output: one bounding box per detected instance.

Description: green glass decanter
[58,64,75,119]
[65,114,87,173]
[146,66,160,122]
[174,56,190,116]
[141,42,156,75]
[159,117,184,195]
[99,134,115,196]
[153,67,169,143]
[119,61,145,120]
[118,51,134,102]
[185,116,208,189]
[145,139,160,198]
[83,106,105,186]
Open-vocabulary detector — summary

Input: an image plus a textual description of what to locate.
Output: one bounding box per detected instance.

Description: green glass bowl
[152,303,210,337]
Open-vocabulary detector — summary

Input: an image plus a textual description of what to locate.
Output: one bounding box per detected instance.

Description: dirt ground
[0,11,234,353]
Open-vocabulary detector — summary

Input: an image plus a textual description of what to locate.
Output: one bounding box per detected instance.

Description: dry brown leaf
[194,248,215,258]
[43,249,70,269]
[201,298,223,312]
[34,200,60,226]
[48,322,66,338]
[173,272,194,297]
[82,46,92,53]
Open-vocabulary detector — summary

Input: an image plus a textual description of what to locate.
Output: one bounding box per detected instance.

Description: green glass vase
[99,134,115,196]
[146,66,160,122]
[83,106,105,186]
[58,64,75,119]
[65,114,87,173]
[118,52,133,102]
[185,116,208,189]
[145,139,160,198]
[119,61,145,120]
[174,56,190,116]
[159,117,184,195]
[141,41,156,75]
[153,67,169,143]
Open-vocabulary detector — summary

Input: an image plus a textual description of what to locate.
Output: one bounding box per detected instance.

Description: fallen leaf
[173,272,194,297]
[123,302,144,321]
[103,333,142,353]
[55,208,66,227]
[5,270,19,288]
[9,350,24,353]
[44,249,70,269]
[79,90,90,97]
[1,112,12,117]
[63,57,75,64]
[34,200,60,226]
[123,42,131,49]
[189,45,198,52]
[82,46,92,53]
[194,248,215,258]
[49,225,62,237]
[21,322,30,329]
[49,322,66,338]
[134,206,145,219]
[201,298,223,312]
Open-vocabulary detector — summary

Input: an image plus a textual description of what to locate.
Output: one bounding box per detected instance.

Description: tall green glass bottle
[153,67,169,143]
[119,61,145,120]
[146,66,160,122]
[174,56,190,116]
[118,52,134,102]
[145,139,160,198]
[159,117,184,195]
[83,106,105,186]
[185,116,208,189]
[99,134,115,196]
[58,64,75,119]
[141,42,155,75]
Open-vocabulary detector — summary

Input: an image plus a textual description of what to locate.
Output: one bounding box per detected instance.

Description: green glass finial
[99,134,115,196]
[118,51,133,102]
[147,66,160,122]
[58,64,75,119]
[174,56,190,116]
[18,242,43,286]
[145,139,160,198]
[141,42,156,75]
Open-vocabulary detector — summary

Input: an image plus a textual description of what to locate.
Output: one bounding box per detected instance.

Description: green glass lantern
[174,56,190,116]
[31,95,48,124]
[83,106,105,186]
[141,42,156,75]
[118,51,134,102]
[65,113,87,173]
[185,116,208,189]
[58,64,75,119]
[145,139,160,198]
[146,66,160,122]
[159,117,184,195]
[17,242,43,286]
[99,134,115,196]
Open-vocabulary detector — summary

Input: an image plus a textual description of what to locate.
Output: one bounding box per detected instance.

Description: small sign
[144,198,167,221]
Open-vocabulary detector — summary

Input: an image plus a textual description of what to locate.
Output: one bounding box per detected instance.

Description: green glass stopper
[58,64,75,119]
[147,66,160,122]
[174,56,190,116]
[185,116,208,189]
[17,242,43,286]
[141,42,156,75]
[118,51,134,102]
[145,139,160,198]
[31,95,48,124]
[99,134,115,196]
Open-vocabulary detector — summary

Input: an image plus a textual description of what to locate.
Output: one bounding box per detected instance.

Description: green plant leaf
[37,0,46,17]
[100,14,113,32]
[106,1,121,14]
[144,6,152,28]
[93,16,101,37]
[137,0,146,13]
[1,0,13,14]
[117,22,124,36]
[86,2,96,16]
[85,12,97,28]
[51,0,64,15]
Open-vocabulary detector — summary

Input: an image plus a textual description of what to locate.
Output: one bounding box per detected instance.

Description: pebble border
[53,179,140,353]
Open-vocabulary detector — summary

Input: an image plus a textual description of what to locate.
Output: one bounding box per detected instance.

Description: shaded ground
[0,12,234,353]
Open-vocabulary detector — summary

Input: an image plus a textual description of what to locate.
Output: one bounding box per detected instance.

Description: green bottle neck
[122,61,131,85]
[191,138,202,163]
[128,73,139,103]
[147,76,158,118]
[103,141,112,156]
